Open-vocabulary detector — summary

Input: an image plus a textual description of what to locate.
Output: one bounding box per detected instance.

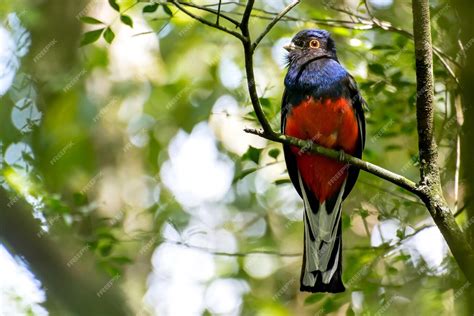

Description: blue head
[283,29,348,96]
[284,29,338,66]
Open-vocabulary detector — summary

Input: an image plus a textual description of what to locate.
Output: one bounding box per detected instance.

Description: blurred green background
[0,0,473,315]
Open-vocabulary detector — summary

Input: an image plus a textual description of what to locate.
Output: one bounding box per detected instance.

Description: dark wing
[342,74,366,200]
[281,88,302,198]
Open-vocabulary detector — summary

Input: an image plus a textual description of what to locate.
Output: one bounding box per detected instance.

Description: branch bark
[244,128,418,193]
[411,0,474,283]
[239,0,276,134]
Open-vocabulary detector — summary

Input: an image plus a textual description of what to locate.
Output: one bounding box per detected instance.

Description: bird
[281,29,366,293]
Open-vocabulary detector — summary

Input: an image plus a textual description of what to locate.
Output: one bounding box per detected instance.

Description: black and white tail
[298,172,346,293]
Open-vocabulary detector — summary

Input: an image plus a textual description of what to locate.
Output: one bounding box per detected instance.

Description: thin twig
[217,0,222,25]
[174,0,240,26]
[169,0,244,41]
[162,222,434,257]
[331,4,461,68]
[251,0,300,52]
[164,239,301,257]
[454,134,461,212]
[363,0,374,17]
[359,179,423,205]
[332,3,460,83]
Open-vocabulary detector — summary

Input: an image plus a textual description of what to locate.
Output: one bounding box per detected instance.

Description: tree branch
[163,222,433,257]
[240,0,255,34]
[244,128,418,193]
[216,0,222,25]
[251,0,300,52]
[412,0,474,283]
[174,0,240,26]
[0,189,131,315]
[164,239,301,257]
[169,0,244,41]
[239,0,277,134]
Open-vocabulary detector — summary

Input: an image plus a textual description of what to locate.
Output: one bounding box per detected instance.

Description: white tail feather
[298,171,346,286]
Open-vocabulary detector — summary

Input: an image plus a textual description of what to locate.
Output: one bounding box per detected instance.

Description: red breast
[284,96,359,202]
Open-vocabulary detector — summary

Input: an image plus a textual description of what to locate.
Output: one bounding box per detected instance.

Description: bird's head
[284,29,338,66]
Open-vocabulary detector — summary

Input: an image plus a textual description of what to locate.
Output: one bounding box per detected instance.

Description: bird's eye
[309,39,320,48]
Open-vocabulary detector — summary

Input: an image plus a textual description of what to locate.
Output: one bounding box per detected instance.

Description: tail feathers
[298,172,346,293]
[300,222,345,293]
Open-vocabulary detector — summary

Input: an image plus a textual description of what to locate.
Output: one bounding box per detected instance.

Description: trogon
[281,29,366,293]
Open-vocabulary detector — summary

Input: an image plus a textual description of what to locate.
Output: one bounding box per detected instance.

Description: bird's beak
[283,42,296,52]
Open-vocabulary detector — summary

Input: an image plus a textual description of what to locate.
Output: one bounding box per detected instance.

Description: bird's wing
[281,88,303,198]
[341,74,366,200]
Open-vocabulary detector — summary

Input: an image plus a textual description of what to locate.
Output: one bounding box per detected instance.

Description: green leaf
[80,28,105,46]
[233,168,257,183]
[322,298,336,313]
[162,4,173,16]
[143,3,159,13]
[111,256,133,264]
[120,15,133,27]
[73,192,88,206]
[96,229,118,241]
[395,35,409,48]
[342,214,351,229]
[274,179,291,185]
[368,63,385,76]
[393,253,411,262]
[259,97,271,108]
[385,144,402,151]
[370,44,394,50]
[371,80,386,94]
[380,131,398,138]
[108,0,120,12]
[396,228,405,239]
[304,293,324,305]
[99,242,113,256]
[103,264,121,277]
[388,266,398,274]
[268,148,280,159]
[80,16,104,25]
[242,146,262,164]
[103,27,115,44]
[359,208,369,218]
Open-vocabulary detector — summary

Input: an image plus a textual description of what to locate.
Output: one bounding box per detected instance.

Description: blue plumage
[285,58,350,99]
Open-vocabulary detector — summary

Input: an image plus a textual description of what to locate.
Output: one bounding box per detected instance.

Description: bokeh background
[0,0,473,315]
